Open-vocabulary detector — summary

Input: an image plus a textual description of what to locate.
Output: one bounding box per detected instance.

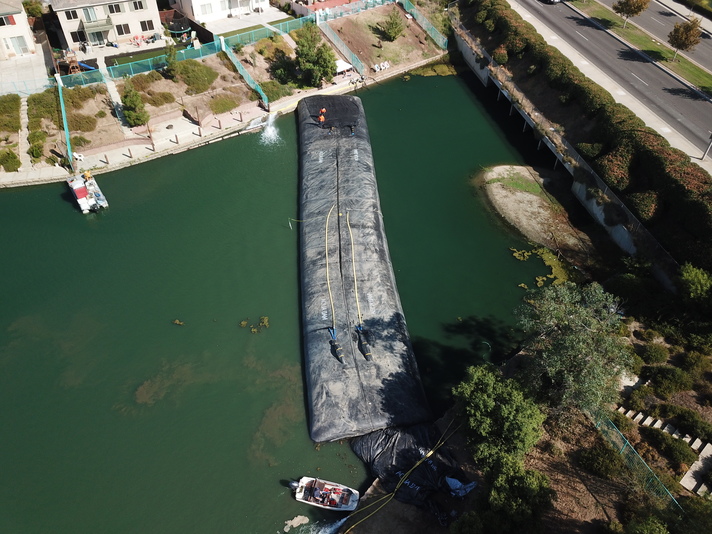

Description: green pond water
[0,73,548,533]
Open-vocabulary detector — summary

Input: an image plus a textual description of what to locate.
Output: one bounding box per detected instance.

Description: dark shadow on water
[443,315,521,365]
[662,86,709,101]
[412,315,523,415]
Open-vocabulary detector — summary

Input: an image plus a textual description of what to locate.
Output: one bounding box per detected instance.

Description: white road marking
[631,73,649,86]
[650,17,665,26]
[575,31,589,41]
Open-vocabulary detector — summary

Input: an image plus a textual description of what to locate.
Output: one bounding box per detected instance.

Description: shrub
[27,130,47,145]
[45,155,58,166]
[63,85,97,110]
[130,70,162,92]
[175,59,218,94]
[0,149,21,171]
[639,426,697,474]
[627,385,656,412]
[642,329,661,342]
[209,95,240,114]
[0,94,21,132]
[640,343,669,364]
[679,351,711,381]
[608,410,635,433]
[492,45,508,64]
[644,365,693,399]
[578,439,627,480]
[27,143,43,159]
[261,80,294,102]
[27,88,60,130]
[67,113,97,132]
[628,191,660,223]
[71,135,91,148]
[95,110,107,118]
[143,91,175,107]
[576,142,604,159]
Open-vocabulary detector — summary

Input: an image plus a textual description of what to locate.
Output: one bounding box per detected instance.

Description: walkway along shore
[0,52,445,189]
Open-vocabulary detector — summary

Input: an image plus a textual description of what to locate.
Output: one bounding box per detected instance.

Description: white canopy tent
[335,59,353,74]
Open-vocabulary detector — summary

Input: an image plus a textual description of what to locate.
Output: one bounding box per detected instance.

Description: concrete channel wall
[451,21,678,290]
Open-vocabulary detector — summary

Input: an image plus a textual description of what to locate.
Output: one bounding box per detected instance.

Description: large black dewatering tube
[297,95,431,443]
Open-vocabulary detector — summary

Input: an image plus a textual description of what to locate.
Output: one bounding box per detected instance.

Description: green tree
[668,18,702,60]
[453,365,545,466]
[612,0,651,28]
[516,282,632,420]
[22,0,43,18]
[294,23,336,87]
[121,79,149,127]
[380,9,405,41]
[164,43,178,79]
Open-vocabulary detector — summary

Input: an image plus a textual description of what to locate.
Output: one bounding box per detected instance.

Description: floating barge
[297,95,430,443]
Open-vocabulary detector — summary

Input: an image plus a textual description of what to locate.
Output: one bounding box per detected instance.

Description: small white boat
[289,476,359,512]
[67,171,109,214]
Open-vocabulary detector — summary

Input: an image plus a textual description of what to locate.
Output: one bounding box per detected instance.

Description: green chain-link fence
[106,41,220,79]
[319,23,365,75]
[594,414,683,511]
[222,46,268,106]
[223,16,316,50]
[399,0,448,49]
[315,0,394,21]
[60,69,105,88]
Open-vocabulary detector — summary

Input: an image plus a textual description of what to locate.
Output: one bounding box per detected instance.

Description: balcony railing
[81,16,113,33]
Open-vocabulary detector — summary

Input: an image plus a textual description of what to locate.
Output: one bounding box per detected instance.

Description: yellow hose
[325,204,337,332]
[346,211,364,327]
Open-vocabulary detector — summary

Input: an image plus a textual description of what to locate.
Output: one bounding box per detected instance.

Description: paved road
[596,0,712,71]
[525,0,712,152]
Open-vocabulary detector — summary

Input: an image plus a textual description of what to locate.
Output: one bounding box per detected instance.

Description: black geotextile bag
[350,425,467,506]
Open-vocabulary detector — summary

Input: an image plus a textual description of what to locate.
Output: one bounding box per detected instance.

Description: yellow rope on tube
[346,211,364,327]
[325,204,337,331]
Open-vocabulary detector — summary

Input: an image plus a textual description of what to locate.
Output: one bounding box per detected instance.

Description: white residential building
[0,0,37,59]
[50,0,163,49]
[168,0,268,25]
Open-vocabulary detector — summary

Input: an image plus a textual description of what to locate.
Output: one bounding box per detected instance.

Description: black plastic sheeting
[351,426,472,507]
[297,95,431,443]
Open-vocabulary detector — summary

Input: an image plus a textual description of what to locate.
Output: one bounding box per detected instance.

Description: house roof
[0,0,23,17]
